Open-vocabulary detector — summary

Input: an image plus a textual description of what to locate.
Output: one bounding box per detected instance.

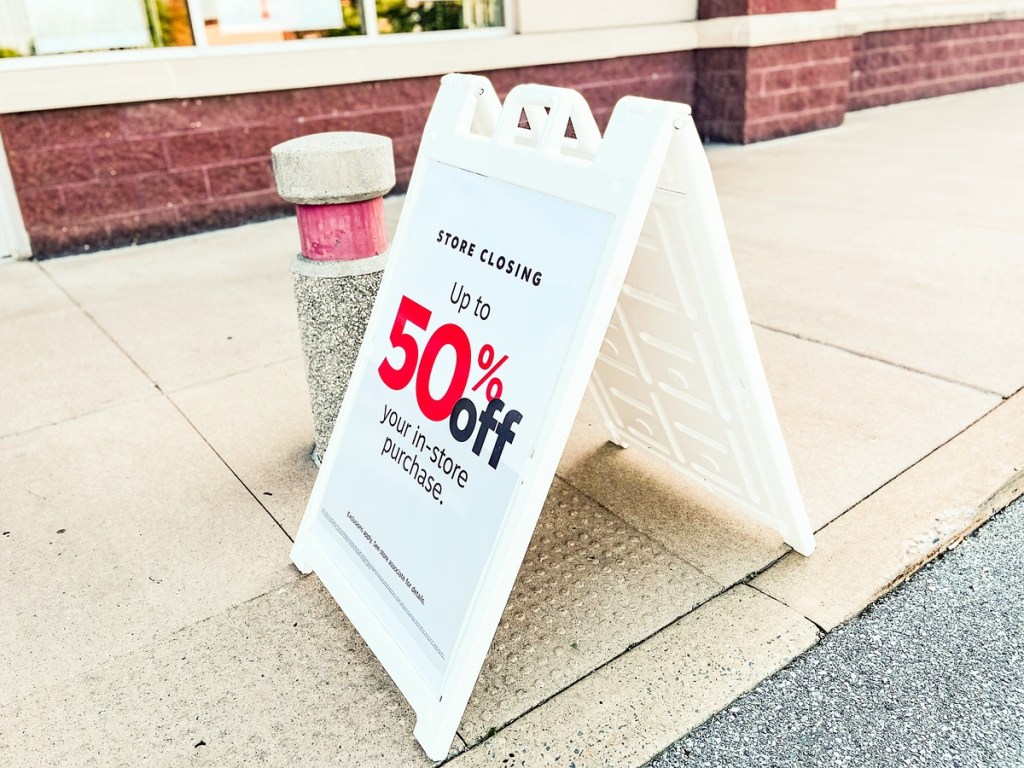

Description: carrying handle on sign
[492,84,602,158]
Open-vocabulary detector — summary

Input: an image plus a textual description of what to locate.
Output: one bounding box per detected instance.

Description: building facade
[1,0,1022,259]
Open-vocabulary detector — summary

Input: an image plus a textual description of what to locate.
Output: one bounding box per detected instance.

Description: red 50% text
[378,296,523,470]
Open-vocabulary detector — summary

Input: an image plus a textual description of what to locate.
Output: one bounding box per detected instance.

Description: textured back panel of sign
[590,173,813,553]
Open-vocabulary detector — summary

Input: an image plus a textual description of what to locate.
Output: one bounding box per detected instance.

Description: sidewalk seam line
[751,322,1007,398]
[164,355,303,395]
[165,396,296,543]
[442,583,733,762]
[0,391,162,442]
[811,392,1017,537]
[747,583,828,635]
[38,269,296,544]
[540,402,1019,761]
[720,190,1024,240]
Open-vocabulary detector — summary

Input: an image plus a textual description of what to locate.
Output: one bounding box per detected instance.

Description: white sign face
[308,160,612,686]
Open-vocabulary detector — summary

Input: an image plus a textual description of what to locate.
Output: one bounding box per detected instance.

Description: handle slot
[492,84,602,159]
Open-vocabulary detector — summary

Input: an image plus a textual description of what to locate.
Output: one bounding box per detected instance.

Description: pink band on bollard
[295,198,388,261]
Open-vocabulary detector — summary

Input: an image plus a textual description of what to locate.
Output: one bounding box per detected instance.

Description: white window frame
[0,1,1020,115]
[6,0,515,53]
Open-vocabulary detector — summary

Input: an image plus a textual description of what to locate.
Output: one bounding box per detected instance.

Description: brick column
[695,0,852,143]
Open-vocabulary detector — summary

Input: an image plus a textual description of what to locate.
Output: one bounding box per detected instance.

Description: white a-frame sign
[291,73,815,760]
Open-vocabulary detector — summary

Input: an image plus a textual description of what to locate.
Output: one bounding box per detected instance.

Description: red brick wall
[694,48,748,142]
[3,18,1023,259]
[0,51,693,258]
[696,38,851,143]
[696,20,1024,144]
[746,38,852,142]
[699,0,833,20]
[849,20,1024,110]
[0,85,435,257]
[492,52,696,135]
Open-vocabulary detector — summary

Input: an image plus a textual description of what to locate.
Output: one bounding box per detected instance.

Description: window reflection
[152,0,196,47]
[0,0,504,56]
[376,0,503,34]
[203,0,359,44]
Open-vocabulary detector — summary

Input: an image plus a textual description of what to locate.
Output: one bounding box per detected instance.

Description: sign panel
[292,72,813,760]
[293,74,682,759]
[307,160,613,683]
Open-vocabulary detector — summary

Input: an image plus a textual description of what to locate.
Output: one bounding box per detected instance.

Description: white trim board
[2,1,1021,114]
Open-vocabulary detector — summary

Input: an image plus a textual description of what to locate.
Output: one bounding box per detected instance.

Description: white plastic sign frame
[291,72,816,760]
[291,73,684,759]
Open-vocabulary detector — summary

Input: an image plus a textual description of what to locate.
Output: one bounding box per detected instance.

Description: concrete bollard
[271,132,396,464]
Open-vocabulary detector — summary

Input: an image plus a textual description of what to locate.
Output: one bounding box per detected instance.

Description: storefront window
[201,0,355,45]
[0,0,505,56]
[375,0,502,35]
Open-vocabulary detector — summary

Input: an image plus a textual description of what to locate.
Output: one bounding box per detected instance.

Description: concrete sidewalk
[2,83,1022,767]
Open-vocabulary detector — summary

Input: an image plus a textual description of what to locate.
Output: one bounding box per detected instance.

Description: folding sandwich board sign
[290,73,815,760]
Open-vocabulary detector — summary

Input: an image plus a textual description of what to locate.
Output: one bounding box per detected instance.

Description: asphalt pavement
[645,493,1024,768]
